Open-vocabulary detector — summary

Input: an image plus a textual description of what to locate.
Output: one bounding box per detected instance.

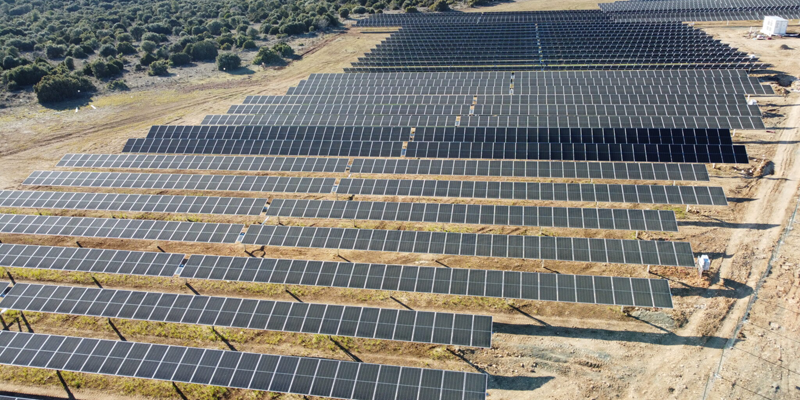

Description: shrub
[3,64,51,86]
[272,42,294,57]
[2,56,19,70]
[139,52,158,66]
[353,6,367,14]
[206,20,224,35]
[70,46,88,59]
[99,44,118,57]
[117,42,137,55]
[148,60,169,76]
[339,8,350,18]
[431,0,450,11]
[130,26,146,41]
[142,32,163,43]
[88,60,116,78]
[252,47,281,65]
[268,26,280,35]
[190,40,218,61]
[63,57,75,70]
[107,79,130,91]
[46,44,67,59]
[34,74,95,103]
[169,52,191,66]
[242,40,257,50]
[216,53,241,71]
[405,6,419,12]
[280,22,307,35]
[140,40,158,54]
[246,27,259,38]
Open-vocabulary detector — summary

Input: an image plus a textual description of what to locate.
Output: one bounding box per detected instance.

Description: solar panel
[0,283,491,348]
[58,154,349,173]
[266,199,679,232]
[0,191,267,216]
[350,160,710,181]
[338,179,727,206]
[241,225,695,267]
[0,330,488,399]
[0,214,242,244]
[183,255,674,308]
[0,243,182,277]
[23,171,335,194]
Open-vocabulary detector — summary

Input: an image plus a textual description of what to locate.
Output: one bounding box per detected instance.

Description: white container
[761,16,788,36]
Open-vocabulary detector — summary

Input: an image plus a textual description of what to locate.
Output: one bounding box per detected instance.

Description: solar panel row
[0,331,488,400]
[0,243,674,308]
[338,178,728,206]
[1,283,492,348]
[122,139,746,163]
[183,255,674,308]
[24,171,335,194]
[201,113,764,130]
[0,214,242,244]
[58,154,349,173]
[0,190,267,216]
[241,225,695,267]
[349,159,710,181]
[0,243,182,277]
[242,93,749,106]
[265,198,679,232]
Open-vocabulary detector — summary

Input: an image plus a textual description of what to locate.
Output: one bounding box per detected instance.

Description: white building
[761,16,788,36]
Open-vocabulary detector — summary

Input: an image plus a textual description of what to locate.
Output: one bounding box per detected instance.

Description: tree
[99,44,118,57]
[431,0,450,11]
[169,53,191,66]
[130,26,146,41]
[140,40,158,54]
[206,20,224,35]
[252,47,281,65]
[216,53,241,71]
[339,8,350,18]
[353,6,367,14]
[148,60,169,76]
[117,42,137,55]
[34,74,95,103]
[45,44,67,59]
[272,42,294,57]
[280,22,307,35]
[190,40,218,61]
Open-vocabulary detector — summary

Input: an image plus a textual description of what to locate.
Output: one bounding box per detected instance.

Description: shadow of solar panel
[0,283,491,348]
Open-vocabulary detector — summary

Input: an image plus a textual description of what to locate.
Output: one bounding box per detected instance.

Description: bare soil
[0,2,799,400]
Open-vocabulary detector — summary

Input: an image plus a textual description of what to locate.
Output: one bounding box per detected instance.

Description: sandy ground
[0,2,799,400]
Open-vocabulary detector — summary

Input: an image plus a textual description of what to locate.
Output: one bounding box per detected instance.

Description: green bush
[339,8,350,18]
[190,40,218,61]
[117,42,137,55]
[87,60,120,79]
[216,53,241,71]
[99,44,118,57]
[46,44,67,59]
[272,42,295,57]
[107,79,130,91]
[63,57,75,71]
[141,32,163,43]
[206,20,224,35]
[280,22,307,35]
[353,6,367,14]
[431,0,450,11]
[140,40,158,54]
[405,6,419,12]
[3,63,51,86]
[34,74,95,103]
[148,60,169,76]
[169,52,191,66]
[252,47,281,65]
[242,40,257,50]
[139,52,158,66]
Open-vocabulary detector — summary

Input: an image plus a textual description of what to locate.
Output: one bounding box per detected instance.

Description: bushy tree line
[0,0,468,103]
